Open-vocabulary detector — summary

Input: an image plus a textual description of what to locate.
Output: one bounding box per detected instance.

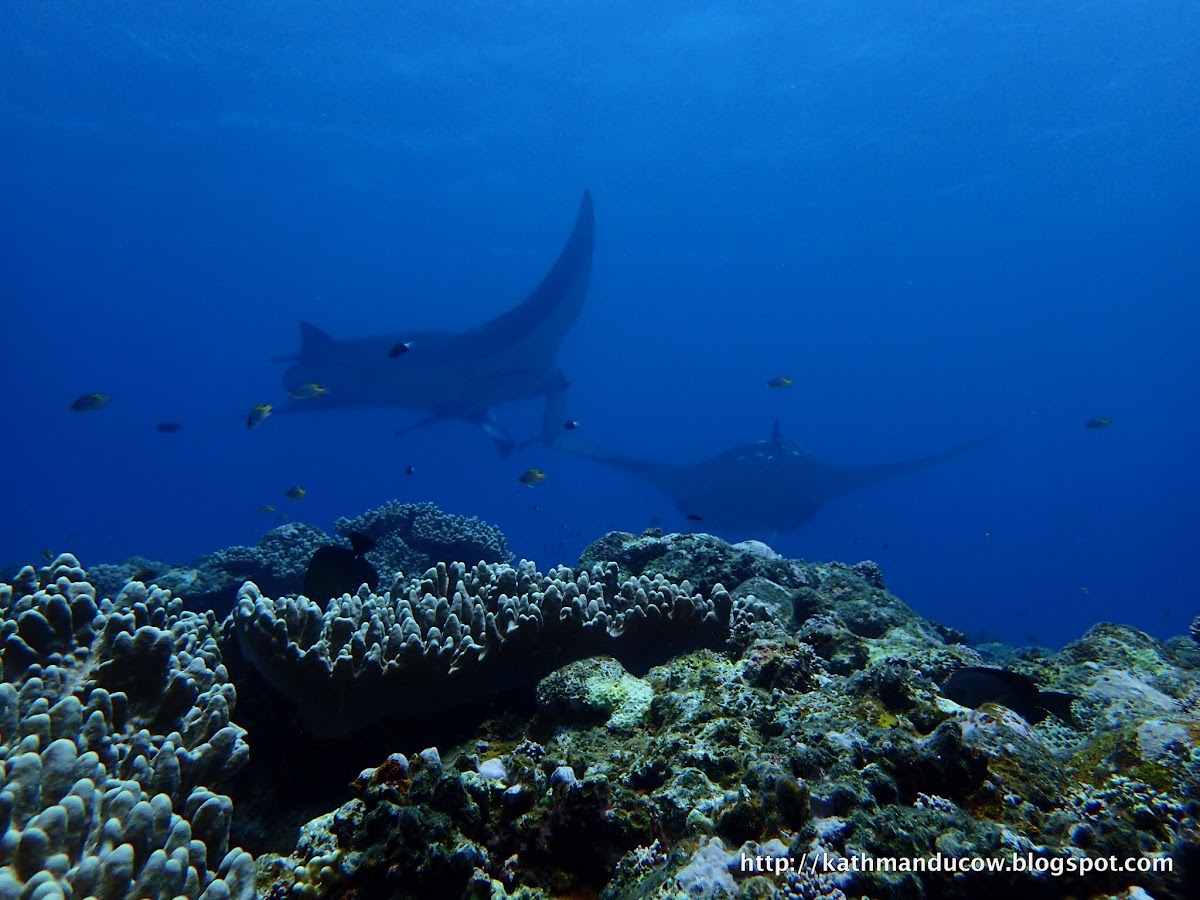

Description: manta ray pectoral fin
[273,322,337,364]
[272,195,593,455]
[297,321,337,358]
[837,432,1000,496]
[466,191,594,352]
[395,413,447,438]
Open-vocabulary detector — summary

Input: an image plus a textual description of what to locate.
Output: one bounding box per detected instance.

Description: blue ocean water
[1,2,1196,649]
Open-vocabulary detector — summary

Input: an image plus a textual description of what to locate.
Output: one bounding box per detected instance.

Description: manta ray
[275,190,594,453]
[556,420,992,535]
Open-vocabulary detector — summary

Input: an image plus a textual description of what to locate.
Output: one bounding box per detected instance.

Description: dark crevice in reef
[222,601,734,859]
[222,625,729,857]
[224,642,539,857]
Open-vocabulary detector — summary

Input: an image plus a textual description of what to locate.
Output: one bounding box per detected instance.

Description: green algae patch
[1061,623,1172,677]
[584,670,654,730]
[1068,723,1186,794]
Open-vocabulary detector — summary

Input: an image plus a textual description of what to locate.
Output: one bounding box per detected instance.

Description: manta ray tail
[550,432,669,482]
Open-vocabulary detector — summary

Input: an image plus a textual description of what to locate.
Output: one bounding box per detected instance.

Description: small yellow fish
[767,376,793,389]
[70,393,110,412]
[247,404,273,429]
[284,485,306,500]
[517,468,547,487]
[287,383,328,400]
[1083,416,1112,430]
[257,504,276,514]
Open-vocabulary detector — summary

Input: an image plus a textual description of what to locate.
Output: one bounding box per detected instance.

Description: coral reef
[87,523,330,616]
[258,531,1199,900]
[0,556,253,899]
[87,502,511,616]
[333,501,511,579]
[231,559,740,737]
[7,520,1200,900]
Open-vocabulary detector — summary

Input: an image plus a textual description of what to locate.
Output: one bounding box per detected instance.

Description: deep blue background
[2,2,1197,648]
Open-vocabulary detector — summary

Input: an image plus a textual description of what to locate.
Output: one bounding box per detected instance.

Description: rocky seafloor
[2,503,1197,900]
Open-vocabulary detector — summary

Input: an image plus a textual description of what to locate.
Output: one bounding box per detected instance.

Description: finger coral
[233,559,744,736]
[0,556,253,900]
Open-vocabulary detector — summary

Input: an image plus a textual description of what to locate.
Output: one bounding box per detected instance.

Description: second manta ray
[276,191,595,453]
[557,420,992,535]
